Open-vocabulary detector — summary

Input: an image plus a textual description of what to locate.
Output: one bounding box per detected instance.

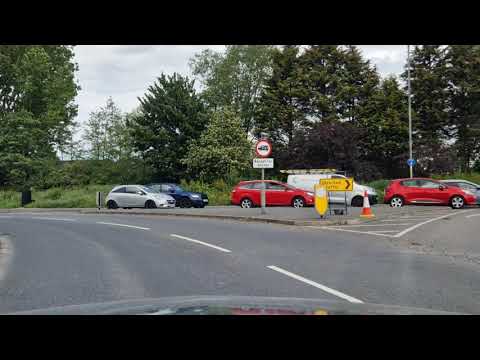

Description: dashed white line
[267,265,364,303]
[96,222,151,230]
[33,217,77,222]
[170,234,232,253]
[466,213,480,218]
[393,209,475,238]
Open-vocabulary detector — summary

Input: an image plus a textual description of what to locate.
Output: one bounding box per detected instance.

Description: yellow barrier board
[314,184,328,217]
[319,178,354,192]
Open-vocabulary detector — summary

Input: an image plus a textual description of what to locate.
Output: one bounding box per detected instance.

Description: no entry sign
[255,139,272,158]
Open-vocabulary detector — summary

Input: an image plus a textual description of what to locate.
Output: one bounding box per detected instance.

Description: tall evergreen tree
[446,45,480,172]
[129,73,208,181]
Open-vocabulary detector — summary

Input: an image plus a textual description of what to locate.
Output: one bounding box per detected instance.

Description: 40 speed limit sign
[255,139,272,158]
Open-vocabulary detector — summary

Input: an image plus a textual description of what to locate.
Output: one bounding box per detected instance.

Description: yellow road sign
[314,184,328,217]
[319,178,354,191]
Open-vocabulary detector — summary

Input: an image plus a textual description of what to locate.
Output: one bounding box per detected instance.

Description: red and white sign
[255,139,272,158]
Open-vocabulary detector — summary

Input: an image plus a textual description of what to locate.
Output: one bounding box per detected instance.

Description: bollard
[314,184,328,218]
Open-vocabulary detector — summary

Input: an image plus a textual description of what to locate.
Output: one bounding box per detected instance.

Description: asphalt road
[1,208,480,314]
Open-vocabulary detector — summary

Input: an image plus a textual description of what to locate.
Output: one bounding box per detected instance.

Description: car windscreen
[173,185,184,192]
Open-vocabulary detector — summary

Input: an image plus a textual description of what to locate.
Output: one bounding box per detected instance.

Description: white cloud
[72,45,407,139]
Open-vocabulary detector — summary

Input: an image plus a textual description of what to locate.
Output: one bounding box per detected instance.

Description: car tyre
[106,200,118,209]
[179,198,193,208]
[390,196,404,208]
[292,197,305,208]
[240,198,253,208]
[450,195,465,209]
[145,200,157,209]
[351,196,363,207]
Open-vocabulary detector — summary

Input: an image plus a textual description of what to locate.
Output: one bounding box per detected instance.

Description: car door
[416,180,448,204]
[125,186,144,207]
[111,186,127,207]
[250,181,264,205]
[266,182,289,205]
[399,179,422,203]
[452,182,480,204]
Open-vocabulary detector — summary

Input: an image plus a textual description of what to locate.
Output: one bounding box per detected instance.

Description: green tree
[182,108,252,182]
[360,76,409,177]
[446,45,480,172]
[0,45,79,187]
[129,73,208,181]
[190,45,275,133]
[84,97,129,161]
[255,45,308,148]
[402,46,450,147]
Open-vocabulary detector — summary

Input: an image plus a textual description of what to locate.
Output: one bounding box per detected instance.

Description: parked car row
[104,176,480,210]
[105,183,208,209]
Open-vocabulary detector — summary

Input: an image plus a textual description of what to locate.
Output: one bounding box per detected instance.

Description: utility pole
[408,45,413,178]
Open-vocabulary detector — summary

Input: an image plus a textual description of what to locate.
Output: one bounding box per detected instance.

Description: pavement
[0,205,480,314]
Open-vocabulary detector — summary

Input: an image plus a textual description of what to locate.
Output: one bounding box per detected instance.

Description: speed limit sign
[255,139,272,158]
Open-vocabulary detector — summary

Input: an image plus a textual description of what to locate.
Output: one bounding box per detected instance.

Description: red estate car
[384,178,476,209]
[231,180,315,208]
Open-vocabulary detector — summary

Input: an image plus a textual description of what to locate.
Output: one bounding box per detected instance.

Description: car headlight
[463,190,475,196]
[306,192,314,197]
[190,194,201,199]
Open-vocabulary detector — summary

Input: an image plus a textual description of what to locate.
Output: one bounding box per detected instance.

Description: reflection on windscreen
[141,186,159,193]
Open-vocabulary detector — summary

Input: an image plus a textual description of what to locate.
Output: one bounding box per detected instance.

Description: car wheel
[145,200,157,209]
[390,196,404,208]
[450,196,465,209]
[179,198,193,208]
[351,196,363,207]
[240,198,253,208]
[106,200,118,209]
[292,197,305,208]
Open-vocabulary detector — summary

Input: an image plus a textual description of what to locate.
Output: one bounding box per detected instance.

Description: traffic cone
[360,190,375,218]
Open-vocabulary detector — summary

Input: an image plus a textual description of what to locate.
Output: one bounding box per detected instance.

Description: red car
[231,180,314,208]
[384,178,476,209]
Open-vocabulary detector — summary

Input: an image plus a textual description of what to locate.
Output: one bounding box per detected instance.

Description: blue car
[146,183,209,208]
[441,179,480,205]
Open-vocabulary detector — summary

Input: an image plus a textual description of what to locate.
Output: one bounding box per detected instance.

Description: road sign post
[254,139,273,215]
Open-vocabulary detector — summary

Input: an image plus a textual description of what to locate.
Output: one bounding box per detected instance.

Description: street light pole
[408,45,413,178]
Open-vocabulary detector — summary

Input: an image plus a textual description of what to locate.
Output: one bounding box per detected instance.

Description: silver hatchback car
[105,185,176,209]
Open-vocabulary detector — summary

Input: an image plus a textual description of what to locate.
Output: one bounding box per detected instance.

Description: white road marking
[317,226,396,238]
[466,213,480,218]
[367,230,399,233]
[267,265,364,304]
[96,222,151,230]
[393,209,475,238]
[334,223,412,227]
[33,217,77,222]
[170,234,231,253]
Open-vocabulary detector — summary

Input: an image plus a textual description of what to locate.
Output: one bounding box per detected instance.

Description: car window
[141,186,158,194]
[160,184,172,192]
[112,187,126,193]
[400,180,419,187]
[126,186,141,194]
[239,183,254,189]
[417,180,441,189]
[457,183,477,191]
[331,175,345,179]
[252,182,265,190]
[267,183,286,190]
[148,184,161,191]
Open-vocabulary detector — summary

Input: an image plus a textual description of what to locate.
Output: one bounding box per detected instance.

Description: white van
[287,173,377,207]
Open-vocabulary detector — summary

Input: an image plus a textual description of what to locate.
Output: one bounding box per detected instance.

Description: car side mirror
[137,191,145,195]
[439,185,446,191]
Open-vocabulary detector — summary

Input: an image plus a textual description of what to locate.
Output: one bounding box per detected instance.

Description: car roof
[393,178,438,181]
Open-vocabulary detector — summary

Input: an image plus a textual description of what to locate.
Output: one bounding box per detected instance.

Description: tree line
[1,45,479,190]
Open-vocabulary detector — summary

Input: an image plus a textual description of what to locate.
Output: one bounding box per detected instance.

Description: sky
[73,45,407,133]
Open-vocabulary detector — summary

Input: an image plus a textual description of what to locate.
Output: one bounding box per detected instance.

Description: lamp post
[408,45,413,178]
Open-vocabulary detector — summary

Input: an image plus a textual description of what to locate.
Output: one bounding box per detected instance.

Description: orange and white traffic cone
[360,190,375,218]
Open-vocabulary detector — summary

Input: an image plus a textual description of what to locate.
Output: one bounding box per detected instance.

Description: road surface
[1,208,480,313]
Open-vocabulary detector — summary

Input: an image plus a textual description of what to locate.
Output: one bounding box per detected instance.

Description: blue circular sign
[407,159,416,167]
